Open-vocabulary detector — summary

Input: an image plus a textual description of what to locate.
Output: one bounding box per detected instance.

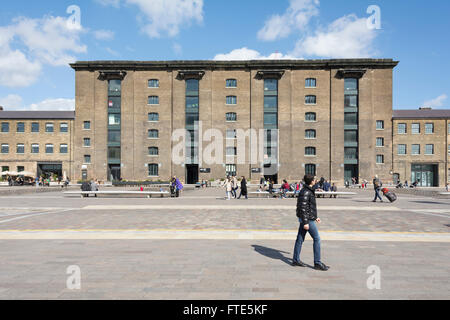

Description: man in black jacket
[292,174,329,271]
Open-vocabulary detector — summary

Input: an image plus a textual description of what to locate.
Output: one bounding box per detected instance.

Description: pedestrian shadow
[251,245,314,269]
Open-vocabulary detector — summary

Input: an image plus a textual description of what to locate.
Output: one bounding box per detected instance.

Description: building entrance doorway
[108,164,121,181]
[186,164,198,184]
[37,163,62,179]
[344,164,358,184]
[411,164,438,187]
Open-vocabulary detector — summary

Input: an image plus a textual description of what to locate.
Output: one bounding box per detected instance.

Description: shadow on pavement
[251,245,314,269]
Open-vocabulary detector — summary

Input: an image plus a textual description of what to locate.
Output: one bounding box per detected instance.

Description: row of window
[1,122,68,133]
[146,95,318,105]
[397,123,435,134]
[397,144,435,155]
[147,78,318,89]
[1,143,68,154]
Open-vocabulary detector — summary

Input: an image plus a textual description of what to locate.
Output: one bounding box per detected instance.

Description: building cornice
[70,59,399,71]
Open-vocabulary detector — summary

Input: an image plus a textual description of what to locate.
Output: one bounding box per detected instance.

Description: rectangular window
[226,79,237,88]
[411,144,420,155]
[345,130,358,143]
[60,123,68,133]
[264,79,277,94]
[264,96,277,112]
[1,166,9,172]
[226,96,237,105]
[226,164,236,177]
[376,137,384,147]
[108,131,121,143]
[31,122,39,132]
[305,164,316,176]
[148,164,159,176]
[344,113,358,126]
[17,122,25,132]
[226,129,237,139]
[108,114,120,125]
[186,96,199,112]
[344,78,358,91]
[148,96,159,105]
[226,147,237,156]
[45,144,54,154]
[148,147,159,156]
[148,79,159,88]
[108,79,121,95]
[305,130,316,139]
[376,154,384,164]
[108,147,121,160]
[83,138,91,147]
[84,155,91,164]
[148,113,159,122]
[305,95,316,105]
[108,96,121,109]
[425,144,434,155]
[398,123,407,134]
[1,122,9,133]
[45,123,54,133]
[84,121,91,130]
[344,147,358,160]
[16,144,25,154]
[448,123,450,135]
[425,123,434,134]
[148,130,159,139]
[226,113,237,122]
[397,144,407,155]
[305,147,316,156]
[31,144,39,153]
[344,95,358,108]
[1,144,9,154]
[17,166,24,173]
[376,120,384,130]
[305,78,316,88]
[305,112,316,122]
[60,144,68,154]
[411,123,420,134]
[263,113,277,126]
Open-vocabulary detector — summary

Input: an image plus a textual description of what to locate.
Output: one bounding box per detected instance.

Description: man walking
[372,175,383,202]
[292,174,329,271]
[237,176,248,199]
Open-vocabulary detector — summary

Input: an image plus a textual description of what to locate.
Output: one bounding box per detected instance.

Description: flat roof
[393,109,450,119]
[70,59,399,70]
[0,111,75,120]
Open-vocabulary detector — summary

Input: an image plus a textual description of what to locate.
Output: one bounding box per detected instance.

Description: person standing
[292,174,329,271]
[90,179,99,198]
[238,176,248,199]
[231,175,238,199]
[224,177,232,200]
[372,175,383,202]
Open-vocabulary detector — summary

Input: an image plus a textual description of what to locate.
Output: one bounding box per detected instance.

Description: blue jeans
[293,219,321,265]
[373,188,382,201]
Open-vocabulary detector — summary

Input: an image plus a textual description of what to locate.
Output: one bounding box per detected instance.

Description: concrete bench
[63,190,170,198]
[248,191,356,198]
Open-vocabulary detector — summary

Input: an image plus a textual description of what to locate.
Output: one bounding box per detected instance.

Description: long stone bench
[248,191,356,198]
[64,190,170,198]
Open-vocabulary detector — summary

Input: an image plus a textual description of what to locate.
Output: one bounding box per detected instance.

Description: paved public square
[0,186,449,299]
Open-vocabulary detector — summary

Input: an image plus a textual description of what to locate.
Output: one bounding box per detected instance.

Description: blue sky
[0,0,448,111]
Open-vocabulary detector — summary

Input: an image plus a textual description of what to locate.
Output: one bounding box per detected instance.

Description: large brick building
[0,111,75,179]
[68,59,398,185]
[1,59,449,186]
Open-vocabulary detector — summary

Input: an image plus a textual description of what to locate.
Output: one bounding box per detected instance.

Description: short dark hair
[304,174,315,186]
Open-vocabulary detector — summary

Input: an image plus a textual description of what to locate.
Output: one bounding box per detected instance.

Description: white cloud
[12,15,86,66]
[292,14,377,58]
[93,29,115,41]
[214,47,298,60]
[0,95,74,111]
[101,0,203,38]
[0,94,23,109]
[173,42,182,55]
[257,0,320,41]
[423,94,448,108]
[96,0,121,8]
[0,14,86,88]
[106,47,120,57]
[29,98,75,111]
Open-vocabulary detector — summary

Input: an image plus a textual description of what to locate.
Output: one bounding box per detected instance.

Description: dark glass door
[108,164,121,181]
[186,164,198,184]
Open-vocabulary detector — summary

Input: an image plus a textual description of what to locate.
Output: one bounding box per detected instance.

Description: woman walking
[223,177,232,200]
[238,176,248,199]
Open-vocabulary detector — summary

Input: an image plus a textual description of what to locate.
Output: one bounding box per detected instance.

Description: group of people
[396,179,420,189]
[222,175,248,200]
